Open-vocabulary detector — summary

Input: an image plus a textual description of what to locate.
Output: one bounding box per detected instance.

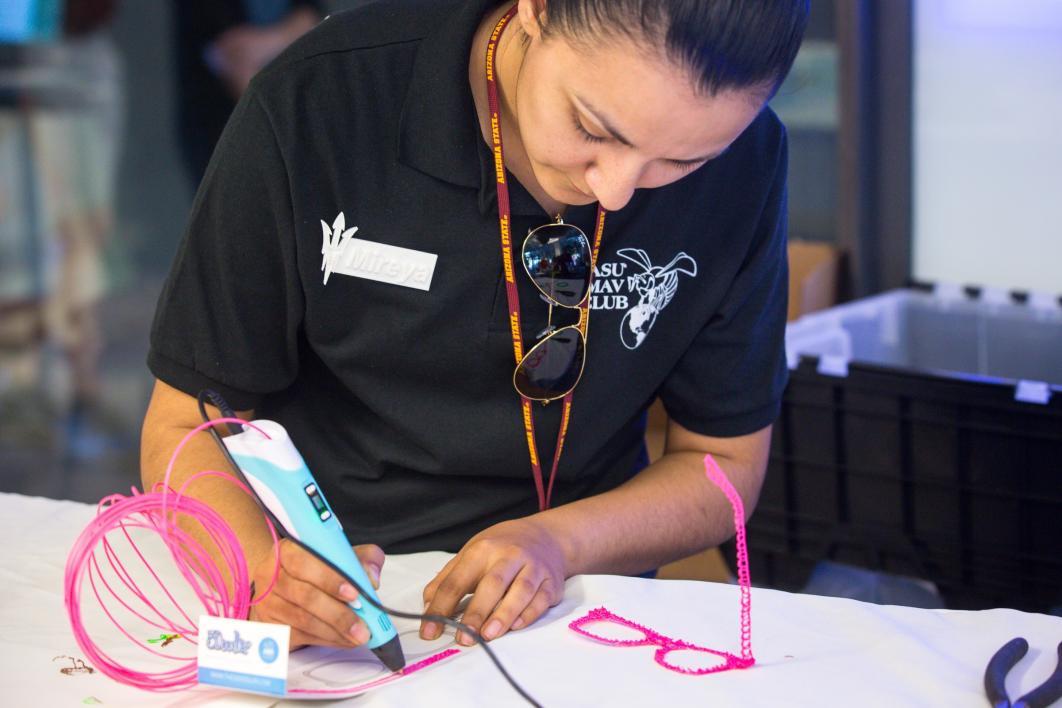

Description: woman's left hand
[420,517,568,645]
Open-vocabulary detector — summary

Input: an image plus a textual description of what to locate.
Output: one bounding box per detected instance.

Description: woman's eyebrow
[573,93,636,147]
[573,93,725,164]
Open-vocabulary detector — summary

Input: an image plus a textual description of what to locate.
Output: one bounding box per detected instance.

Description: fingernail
[351,623,370,644]
[421,622,439,640]
[483,619,501,640]
[458,631,475,646]
[512,617,525,630]
[368,564,381,588]
[339,583,358,601]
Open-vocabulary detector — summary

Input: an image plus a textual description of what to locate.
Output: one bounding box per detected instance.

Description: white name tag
[197,615,290,697]
[325,238,438,291]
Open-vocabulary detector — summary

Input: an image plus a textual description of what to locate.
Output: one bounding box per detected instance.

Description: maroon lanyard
[486,6,606,511]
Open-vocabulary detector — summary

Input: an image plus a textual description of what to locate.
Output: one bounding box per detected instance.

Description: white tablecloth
[2,492,1060,706]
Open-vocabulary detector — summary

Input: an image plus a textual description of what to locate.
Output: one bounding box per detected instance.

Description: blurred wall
[914,0,1062,293]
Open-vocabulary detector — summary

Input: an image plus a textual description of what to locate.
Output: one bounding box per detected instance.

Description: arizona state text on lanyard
[485,5,606,511]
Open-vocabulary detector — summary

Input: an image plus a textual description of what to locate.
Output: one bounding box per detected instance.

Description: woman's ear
[517,0,548,41]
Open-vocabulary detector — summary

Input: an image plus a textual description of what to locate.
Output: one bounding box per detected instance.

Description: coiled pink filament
[63,418,281,691]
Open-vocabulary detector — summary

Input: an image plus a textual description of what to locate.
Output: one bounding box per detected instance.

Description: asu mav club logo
[615,248,698,350]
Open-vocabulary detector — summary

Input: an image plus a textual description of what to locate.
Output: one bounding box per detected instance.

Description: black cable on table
[194,389,542,707]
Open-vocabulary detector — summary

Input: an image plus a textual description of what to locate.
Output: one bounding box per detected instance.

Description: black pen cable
[193,390,541,707]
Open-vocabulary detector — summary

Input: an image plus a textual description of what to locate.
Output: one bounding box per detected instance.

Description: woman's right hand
[248,538,385,650]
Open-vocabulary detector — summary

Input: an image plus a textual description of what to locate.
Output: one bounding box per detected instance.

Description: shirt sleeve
[658,125,790,438]
[148,89,304,411]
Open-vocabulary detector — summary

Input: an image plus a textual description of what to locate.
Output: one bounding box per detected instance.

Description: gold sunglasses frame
[512,219,594,404]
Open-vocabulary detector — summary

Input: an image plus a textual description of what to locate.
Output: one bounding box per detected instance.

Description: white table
[2,492,1060,706]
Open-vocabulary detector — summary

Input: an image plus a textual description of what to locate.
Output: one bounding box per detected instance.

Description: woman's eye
[670,160,703,173]
[572,112,606,144]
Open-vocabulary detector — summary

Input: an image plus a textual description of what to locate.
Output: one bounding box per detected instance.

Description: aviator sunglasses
[514,219,594,403]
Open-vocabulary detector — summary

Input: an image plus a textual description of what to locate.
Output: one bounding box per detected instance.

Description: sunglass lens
[514,328,585,400]
[522,224,592,307]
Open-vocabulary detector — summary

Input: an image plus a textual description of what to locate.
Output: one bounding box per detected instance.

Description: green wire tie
[146,633,180,645]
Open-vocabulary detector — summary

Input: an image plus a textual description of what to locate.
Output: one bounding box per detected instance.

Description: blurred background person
[173,0,322,185]
[1,0,333,485]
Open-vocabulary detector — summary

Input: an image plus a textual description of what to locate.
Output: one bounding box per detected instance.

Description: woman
[143,0,808,651]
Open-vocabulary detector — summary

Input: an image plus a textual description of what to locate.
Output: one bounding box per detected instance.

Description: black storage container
[744,286,1062,612]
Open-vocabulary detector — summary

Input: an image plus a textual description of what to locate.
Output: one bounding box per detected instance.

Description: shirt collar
[397,0,493,191]
[397,0,547,217]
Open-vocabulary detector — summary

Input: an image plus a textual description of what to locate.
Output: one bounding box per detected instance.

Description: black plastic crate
[743,287,1062,612]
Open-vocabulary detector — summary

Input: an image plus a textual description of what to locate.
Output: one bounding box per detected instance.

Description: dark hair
[540,0,810,98]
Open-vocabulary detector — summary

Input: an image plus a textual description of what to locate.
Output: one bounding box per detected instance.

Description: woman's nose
[584,158,641,211]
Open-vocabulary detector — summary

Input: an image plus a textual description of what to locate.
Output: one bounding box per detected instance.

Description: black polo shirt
[149,0,790,553]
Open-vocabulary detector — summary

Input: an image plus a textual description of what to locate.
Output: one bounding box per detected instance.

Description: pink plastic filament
[568,453,755,673]
[702,452,754,667]
[63,418,280,691]
[568,606,753,675]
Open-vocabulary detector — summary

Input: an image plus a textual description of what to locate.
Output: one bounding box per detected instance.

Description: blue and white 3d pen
[222,420,406,672]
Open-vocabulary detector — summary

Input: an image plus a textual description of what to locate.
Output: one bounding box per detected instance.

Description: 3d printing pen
[222,419,406,672]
